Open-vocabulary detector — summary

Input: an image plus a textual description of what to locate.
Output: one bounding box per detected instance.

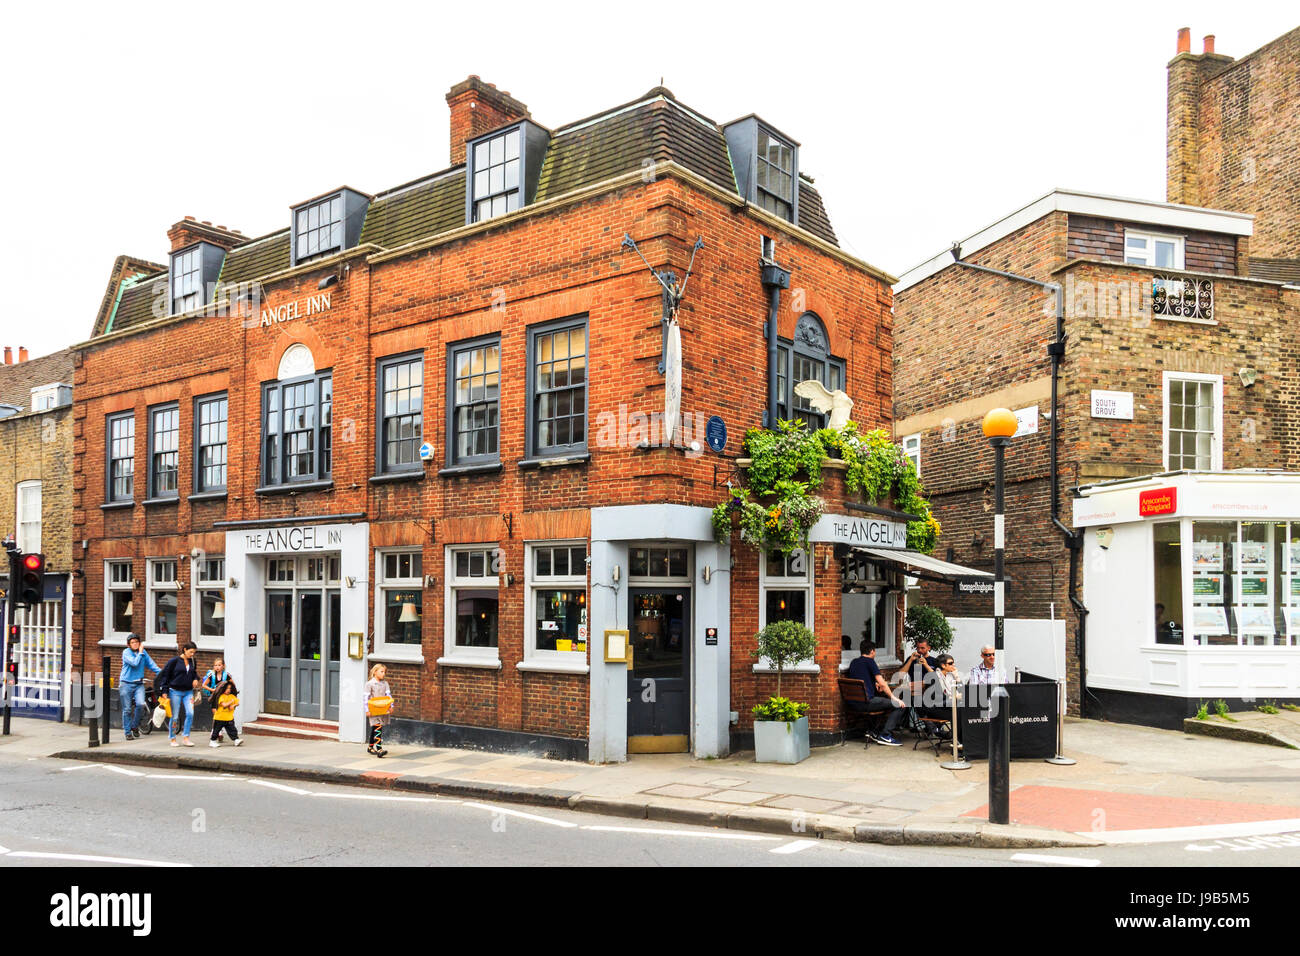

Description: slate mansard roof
[100,88,843,336]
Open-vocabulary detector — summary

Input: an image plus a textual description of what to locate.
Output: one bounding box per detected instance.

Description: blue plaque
[705,416,727,453]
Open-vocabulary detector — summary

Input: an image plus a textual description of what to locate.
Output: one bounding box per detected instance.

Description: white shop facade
[1074,471,1300,727]
[220,519,371,743]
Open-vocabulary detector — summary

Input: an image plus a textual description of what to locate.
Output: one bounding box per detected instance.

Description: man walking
[119,634,160,739]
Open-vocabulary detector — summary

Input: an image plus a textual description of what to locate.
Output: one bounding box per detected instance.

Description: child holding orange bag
[364,663,393,757]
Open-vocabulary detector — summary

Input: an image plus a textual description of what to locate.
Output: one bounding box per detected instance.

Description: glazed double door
[265,590,341,720]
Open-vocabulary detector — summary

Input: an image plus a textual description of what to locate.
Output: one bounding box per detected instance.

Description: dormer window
[295,195,344,263]
[289,188,371,267]
[471,128,521,221]
[722,116,800,226]
[464,120,549,226]
[169,242,225,315]
[756,129,794,221]
[31,383,72,411]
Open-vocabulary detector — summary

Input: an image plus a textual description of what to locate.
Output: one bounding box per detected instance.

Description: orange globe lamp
[982,407,1018,440]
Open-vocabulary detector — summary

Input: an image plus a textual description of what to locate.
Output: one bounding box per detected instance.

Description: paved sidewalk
[7,716,1300,849]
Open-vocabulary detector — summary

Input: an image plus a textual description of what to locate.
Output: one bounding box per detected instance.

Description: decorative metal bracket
[713,461,742,489]
[411,518,436,543]
[501,513,513,538]
[620,233,705,374]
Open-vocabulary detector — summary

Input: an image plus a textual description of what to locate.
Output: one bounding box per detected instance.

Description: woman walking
[364,663,393,757]
[157,642,201,747]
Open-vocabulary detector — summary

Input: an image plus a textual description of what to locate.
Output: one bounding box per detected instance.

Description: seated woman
[919,654,963,742]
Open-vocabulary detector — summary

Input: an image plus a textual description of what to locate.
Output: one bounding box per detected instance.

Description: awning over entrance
[850,547,993,587]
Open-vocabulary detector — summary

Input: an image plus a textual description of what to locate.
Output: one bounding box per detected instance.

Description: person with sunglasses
[968,646,1005,686]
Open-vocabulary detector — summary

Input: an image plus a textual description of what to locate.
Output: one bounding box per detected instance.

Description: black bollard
[101,656,111,744]
[988,684,1010,824]
[89,715,100,747]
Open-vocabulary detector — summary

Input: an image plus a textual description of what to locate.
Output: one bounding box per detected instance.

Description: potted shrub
[751,620,817,764]
[903,604,954,656]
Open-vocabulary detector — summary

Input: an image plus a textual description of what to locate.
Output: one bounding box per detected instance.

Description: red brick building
[893,29,1300,727]
[72,78,902,759]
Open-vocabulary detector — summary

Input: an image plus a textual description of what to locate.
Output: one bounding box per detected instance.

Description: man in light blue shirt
[119,634,160,739]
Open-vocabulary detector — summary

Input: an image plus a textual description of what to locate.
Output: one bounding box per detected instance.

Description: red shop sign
[1139,487,1178,517]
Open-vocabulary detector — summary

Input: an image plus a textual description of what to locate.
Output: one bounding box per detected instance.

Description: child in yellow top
[208,678,243,748]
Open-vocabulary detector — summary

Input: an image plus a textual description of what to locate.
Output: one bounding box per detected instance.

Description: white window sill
[195,638,224,652]
[99,636,131,649]
[752,661,820,674]
[369,649,426,665]
[1153,314,1218,327]
[517,659,590,675]
[436,655,502,670]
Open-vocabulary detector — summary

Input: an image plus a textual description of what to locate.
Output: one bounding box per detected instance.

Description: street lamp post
[982,407,1017,825]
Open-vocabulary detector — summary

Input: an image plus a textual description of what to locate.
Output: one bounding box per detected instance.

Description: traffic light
[17,553,44,608]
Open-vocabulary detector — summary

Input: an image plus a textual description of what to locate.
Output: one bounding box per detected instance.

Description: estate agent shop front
[1075,471,1300,726]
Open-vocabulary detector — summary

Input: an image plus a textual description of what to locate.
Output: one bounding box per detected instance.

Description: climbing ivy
[712,419,940,554]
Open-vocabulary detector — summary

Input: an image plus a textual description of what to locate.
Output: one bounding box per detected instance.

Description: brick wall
[1168,28,1300,259]
[0,407,74,573]
[73,168,891,746]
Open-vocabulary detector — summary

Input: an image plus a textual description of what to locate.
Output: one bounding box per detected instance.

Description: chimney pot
[18,347,28,363]
[185,215,196,221]
[3,347,11,365]
[1203,35,1215,54]
[1177,27,1191,53]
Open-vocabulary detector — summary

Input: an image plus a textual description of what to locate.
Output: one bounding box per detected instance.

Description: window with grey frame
[107,412,135,502]
[529,318,587,457]
[377,354,423,473]
[262,372,332,486]
[148,404,179,499]
[470,128,521,222]
[756,128,795,221]
[780,313,844,429]
[195,393,227,492]
[295,195,344,263]
[171,246,202,314]
[448,337,500,465]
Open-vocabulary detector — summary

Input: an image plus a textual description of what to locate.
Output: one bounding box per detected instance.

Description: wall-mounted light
[318,273,340,290]
[348,632,364,659]
[227,578,239,589]
[345,576,356,589]
[425,574,437,588]
[701,565,712,584]
[612,564,621,584]
[502,573,515,587]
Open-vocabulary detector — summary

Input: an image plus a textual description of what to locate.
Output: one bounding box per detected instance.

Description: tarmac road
[2,752,1298,868]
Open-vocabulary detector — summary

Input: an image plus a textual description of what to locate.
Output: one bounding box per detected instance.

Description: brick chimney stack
[166,216,246,254]
[3,347,11,365]
[18,347,27,363]
[1166,27,1234,206]
[446,76,530,166]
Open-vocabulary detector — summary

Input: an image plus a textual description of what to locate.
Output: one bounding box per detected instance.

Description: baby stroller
[138,678,169,735]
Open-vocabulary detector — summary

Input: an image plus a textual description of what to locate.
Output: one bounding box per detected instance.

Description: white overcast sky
[2,2,1295,360]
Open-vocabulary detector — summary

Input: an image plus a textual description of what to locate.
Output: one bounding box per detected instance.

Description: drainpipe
[760,263,790,429]
[950,248,1090,715]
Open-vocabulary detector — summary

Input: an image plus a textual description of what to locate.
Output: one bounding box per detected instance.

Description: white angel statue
[793,380,854,430]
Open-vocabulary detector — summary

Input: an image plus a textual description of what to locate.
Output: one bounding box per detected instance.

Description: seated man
[967,645,1006,686]
[846,640,905,746]
[899,637,938,706]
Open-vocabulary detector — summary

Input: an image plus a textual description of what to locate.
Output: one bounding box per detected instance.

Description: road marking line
[8,851,190,867]
[311,792,455,803]
[1010,853,1100,867]
[0,845,9,854]
[103,765,145,776]
[1082,818,1300,845]
[59,763,102,772]
[463,802,577,827]
[144,773,220,780]
[771,839,819,854]
[582,825,777,841]
[246,779,312,795]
